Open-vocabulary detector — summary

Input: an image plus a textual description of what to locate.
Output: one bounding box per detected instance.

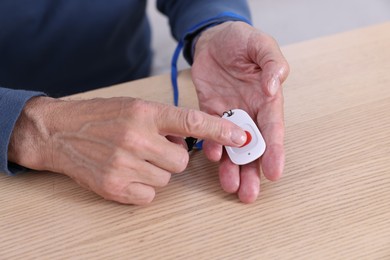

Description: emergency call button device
[222,109,266,165]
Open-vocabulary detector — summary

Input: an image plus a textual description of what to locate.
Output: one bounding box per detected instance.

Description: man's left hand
[191,21,290,203]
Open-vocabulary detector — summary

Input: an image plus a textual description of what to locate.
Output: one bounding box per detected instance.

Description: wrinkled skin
[9,97,247,205]
[8,21,289,205]
[192,22,289,203]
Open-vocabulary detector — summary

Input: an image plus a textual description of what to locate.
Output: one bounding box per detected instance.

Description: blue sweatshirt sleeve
[157,0,252,64]
[0,87,45,175]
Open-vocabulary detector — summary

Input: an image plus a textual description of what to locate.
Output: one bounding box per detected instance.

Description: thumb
[156,106,247,147]
[261,62,287,97]
[249,32,289,97]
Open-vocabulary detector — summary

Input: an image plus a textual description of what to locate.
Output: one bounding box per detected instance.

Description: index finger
[155,105,247,147]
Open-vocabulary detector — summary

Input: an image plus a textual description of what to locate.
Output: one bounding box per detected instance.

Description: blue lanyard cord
[171,12,252,150]
[171,41,183,107]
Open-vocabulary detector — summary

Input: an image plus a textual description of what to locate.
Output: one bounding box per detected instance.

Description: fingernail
[231,129,246,146]
[268,77,280,96]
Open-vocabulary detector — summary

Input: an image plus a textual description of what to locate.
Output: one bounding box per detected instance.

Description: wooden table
[1,22,389,259]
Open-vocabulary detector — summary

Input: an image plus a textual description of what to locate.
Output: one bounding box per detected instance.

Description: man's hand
[8,97,247,205]
[192,21,290,203]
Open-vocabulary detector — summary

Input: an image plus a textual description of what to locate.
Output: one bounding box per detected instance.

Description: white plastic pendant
[222,109,266,165]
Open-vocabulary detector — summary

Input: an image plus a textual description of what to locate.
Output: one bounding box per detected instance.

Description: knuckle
[121,130,152,150]
[209,119,231,144]
[113,121,137,146]
[130,98,148,113]
[160,173,172,187]
[115,98,144,118]
[154,171,172,187]
[99,173,125,199]
[183,109,205,134]
[106,152,126,170]
[123,131,140,146]
[128,99,156,122]
[132,189,156,206]
[116,128,132,145]
[172,151,189,173]
[216,121,232,140]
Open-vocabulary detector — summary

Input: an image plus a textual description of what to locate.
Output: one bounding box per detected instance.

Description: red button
[240,131,252,147]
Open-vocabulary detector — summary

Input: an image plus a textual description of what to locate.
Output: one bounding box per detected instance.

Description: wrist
[8,96,65,172]
[181,12,252,65]
[193,22,235,62]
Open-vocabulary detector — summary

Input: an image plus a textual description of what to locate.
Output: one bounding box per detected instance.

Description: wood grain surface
[1,22,389,259]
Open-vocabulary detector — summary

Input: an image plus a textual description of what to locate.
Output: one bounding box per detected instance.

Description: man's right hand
[8,97,247,205]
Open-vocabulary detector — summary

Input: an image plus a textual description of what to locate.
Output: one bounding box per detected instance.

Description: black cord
[185,137,198,152]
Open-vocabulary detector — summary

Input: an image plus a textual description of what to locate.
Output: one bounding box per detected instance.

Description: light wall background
[147,0,390,75]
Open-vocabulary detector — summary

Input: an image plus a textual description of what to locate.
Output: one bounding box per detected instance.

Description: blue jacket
[0,0,251,174]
